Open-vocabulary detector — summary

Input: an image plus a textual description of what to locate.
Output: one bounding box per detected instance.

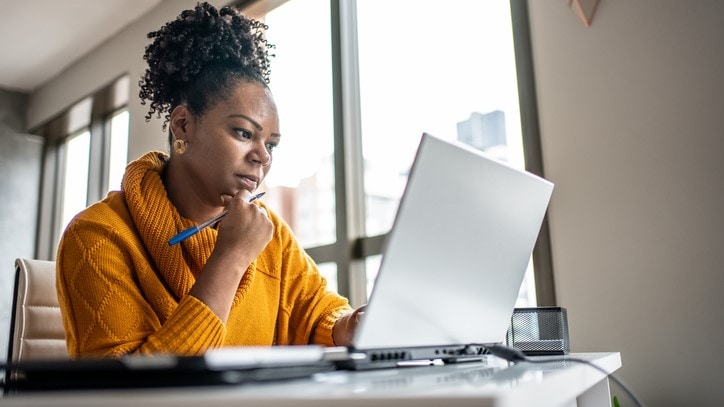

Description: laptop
[338,133,554,369]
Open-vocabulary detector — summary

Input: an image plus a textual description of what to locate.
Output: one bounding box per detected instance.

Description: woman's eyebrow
[229,114,262,131]
[229,114,281,139]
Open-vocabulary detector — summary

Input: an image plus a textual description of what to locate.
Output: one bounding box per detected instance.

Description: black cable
[484,344,644,407]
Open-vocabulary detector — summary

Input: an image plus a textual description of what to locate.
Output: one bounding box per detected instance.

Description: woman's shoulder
[60,191,138,249]
[57,191,143,273]
[71,191,132,227]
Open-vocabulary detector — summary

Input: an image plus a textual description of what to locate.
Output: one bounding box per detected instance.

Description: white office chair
[7,258,68,363]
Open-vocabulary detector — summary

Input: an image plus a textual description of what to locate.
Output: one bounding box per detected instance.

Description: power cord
[484,344,644,407]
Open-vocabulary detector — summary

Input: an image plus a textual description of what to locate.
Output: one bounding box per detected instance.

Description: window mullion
[332,0,367,306]
[86,108,105,205]
[510,0,557,306]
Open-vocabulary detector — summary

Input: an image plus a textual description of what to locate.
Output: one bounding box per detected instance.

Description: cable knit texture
[56,151,351,358]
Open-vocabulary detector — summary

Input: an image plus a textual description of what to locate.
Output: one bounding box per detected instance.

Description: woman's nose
[250,140,271,167]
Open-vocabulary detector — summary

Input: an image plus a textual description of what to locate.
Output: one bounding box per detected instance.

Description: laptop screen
[352,133,554,351]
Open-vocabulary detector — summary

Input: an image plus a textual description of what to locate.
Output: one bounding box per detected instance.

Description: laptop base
[337,343,494,371]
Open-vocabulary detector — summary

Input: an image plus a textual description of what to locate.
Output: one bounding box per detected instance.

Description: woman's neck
[162,157,223,224]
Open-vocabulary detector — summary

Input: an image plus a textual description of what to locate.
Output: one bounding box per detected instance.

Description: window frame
[510,0,556,306]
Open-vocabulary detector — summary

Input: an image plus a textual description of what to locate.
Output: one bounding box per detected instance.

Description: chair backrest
[7,258,68,363]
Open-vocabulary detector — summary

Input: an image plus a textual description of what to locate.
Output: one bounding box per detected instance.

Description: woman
[56,2,362,358]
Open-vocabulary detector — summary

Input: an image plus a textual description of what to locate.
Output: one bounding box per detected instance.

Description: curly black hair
[138,2,274,133]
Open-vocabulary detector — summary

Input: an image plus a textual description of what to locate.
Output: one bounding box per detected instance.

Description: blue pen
[168,192,266,246]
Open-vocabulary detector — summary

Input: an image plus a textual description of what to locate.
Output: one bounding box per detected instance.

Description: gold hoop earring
[173,139,187,155]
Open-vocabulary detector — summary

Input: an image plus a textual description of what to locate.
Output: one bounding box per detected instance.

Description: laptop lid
[352,133,553,351]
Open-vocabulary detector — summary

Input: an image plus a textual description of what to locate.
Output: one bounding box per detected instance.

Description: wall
[0,88,43,362]
[527,1,724,406]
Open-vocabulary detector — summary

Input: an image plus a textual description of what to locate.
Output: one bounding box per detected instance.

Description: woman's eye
[266,143,278,153]
[235,128,252,139]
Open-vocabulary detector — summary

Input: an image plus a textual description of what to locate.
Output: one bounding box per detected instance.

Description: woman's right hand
[189,190,273,323]
[214,191,274,266]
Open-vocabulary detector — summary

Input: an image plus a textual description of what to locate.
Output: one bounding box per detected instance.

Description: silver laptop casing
[352,133,553,358]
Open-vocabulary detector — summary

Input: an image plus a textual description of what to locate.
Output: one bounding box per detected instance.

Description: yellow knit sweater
[56,151,351,358]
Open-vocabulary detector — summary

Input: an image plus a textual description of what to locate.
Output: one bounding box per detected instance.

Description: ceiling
[0,0,163,93]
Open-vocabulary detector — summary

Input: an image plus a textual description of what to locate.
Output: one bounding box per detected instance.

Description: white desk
[2,352,621,407]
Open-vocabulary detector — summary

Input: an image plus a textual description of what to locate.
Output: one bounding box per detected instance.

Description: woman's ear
[169,105,191,140]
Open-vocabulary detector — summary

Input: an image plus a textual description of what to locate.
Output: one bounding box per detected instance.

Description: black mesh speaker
[506,307,570,355]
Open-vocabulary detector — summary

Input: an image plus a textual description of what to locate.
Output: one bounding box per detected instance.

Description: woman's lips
[237,175,258,191]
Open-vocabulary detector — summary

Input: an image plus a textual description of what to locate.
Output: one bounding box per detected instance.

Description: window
[59,129,91,233]
[257,0,336,249]
[355,1,534,306]
[35,76,130,259]
[107,109,130,193]
[239,0,552,307]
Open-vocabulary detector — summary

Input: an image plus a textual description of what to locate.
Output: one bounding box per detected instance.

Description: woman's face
[171,80,280,208]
